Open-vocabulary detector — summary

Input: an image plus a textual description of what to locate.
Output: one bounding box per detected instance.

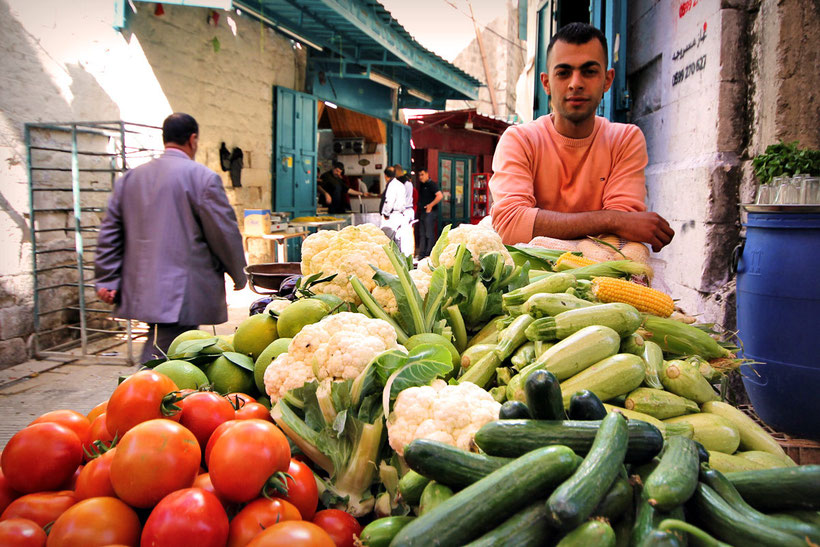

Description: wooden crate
[737,404,820,465]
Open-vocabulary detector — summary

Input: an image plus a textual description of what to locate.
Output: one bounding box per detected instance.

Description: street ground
[0,279,263,448]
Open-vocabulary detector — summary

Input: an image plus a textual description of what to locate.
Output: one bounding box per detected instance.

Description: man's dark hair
[162,113,198,145]
[547,22,608,67]
[384,167,395,178]
[417,168,428,174]
[332,161,344,170]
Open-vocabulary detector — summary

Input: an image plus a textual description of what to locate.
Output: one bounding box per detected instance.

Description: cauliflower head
[437,224,513,269]
[370,268,433,316]
[264,312,400,402]
[386,379,501,456]
[300,224,395,303]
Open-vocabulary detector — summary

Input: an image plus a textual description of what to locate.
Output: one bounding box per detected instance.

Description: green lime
[167,330,212,357]
[276,299,331,339]
[153,360,209,390]
[233,314,278,360]
[201,336,234,355]
[203,355,255,395]
[405,333,460,370]
[254,338,292,393]
[311,294,346,313]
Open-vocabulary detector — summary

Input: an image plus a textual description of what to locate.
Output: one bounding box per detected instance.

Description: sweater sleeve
[601,126,648,213]
[488,127,541,244]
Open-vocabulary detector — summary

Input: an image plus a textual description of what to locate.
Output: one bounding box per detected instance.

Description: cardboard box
[244,209,271,235]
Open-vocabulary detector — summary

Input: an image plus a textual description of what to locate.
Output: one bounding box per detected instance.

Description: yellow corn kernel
[555,252,599,271]
[592,277,674,317]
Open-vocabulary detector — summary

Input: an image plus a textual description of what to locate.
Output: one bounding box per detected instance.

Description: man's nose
[568,70,584,90]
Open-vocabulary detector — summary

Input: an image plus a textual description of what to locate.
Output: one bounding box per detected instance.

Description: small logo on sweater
[600,177,606,181]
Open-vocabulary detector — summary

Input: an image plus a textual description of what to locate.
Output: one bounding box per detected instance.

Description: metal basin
[244,262,302,294]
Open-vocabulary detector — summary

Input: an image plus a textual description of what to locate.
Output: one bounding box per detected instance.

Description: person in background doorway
[319,161,368,214]
[95,113,247,363]
[381,166,410,250]
[393,164,416,257]
[489,23,674,251]
[416,169,443,258]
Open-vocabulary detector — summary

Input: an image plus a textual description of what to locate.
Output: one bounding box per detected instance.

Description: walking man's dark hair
[547,22,608,67]
[162,113,199,145]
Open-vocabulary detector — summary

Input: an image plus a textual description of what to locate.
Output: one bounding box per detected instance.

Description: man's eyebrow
[553,61,603,70]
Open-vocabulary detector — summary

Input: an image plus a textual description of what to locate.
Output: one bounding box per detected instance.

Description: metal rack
[25,121,164,364]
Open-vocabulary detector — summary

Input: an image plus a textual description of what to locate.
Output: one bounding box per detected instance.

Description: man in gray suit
[95,113,247,363]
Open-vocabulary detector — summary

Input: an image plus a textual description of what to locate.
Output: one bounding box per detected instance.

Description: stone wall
[0,0,305,367]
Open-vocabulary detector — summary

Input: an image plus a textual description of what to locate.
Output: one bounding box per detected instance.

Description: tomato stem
[261,471,293,500]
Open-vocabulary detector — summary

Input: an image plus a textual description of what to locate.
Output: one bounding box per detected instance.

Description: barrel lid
[741,205,820,228]
[741,204,820,213]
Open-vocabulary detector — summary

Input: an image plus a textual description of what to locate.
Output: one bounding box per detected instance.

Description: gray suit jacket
[95,148,247,325]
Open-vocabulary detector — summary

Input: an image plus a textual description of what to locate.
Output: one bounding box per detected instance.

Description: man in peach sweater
[490,23,674,252]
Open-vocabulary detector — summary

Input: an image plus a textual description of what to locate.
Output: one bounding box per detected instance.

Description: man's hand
[97,288,117,304]
[611,211,675,252]
[425,204,433,213]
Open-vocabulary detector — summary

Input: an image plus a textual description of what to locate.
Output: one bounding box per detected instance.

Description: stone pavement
[0,281,265,448]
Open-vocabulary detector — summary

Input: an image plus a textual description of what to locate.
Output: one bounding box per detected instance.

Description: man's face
[541,39,614,125]
[418,171,429,183]
[332,167,343,178]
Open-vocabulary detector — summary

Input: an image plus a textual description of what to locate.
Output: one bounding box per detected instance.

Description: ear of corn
[555,252,599,271]
[592,277,674,317]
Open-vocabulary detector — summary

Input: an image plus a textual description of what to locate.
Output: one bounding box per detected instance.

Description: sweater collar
[542,114,604,148]
[162,148,192,160]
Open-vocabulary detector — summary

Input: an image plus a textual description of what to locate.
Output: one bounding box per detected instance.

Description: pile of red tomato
[0,370,364,547]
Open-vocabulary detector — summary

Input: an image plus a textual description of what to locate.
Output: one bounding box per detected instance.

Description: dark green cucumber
[357,516,414,547]
[499,400,532,420]
[772,510,820,527]
[568,389,607,420]
[693,440,710,464]
[687,483,807,547]
[397,470,430,506]
[418,481,453,516]
[637,530,684,547]
[614,503,635,547]
[632,492,660,546]
[464,501,553,547]
[656,519,732,547]
[390,445,580,547]
[699,465,820,542]
[547,412,628,530]
[643,436,699,511]
[725,465,820,511]
[592,470,634,522]
[525,369,566,420]
[474,418,663,464]
[556,519,616,547]
[403,439,512,489]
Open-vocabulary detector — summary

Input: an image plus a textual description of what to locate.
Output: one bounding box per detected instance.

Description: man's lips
[566,97,589,105]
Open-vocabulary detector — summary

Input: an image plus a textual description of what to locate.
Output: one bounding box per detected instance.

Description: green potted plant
[752,141,820,184]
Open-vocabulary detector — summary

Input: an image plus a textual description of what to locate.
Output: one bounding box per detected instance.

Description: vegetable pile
[2,222,818,547]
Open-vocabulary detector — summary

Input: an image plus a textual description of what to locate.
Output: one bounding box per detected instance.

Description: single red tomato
[225,393,255,409]
[1,423,83,493]
[59,465,83,491]
[227,497,302,547]
[209,420,290,503]
[140,488,228,547]
[30,410,91,447]
[312,509,362,547]
[83,413,115,462]
[235,402,273,422]
[109,419,200,508]
[46,496,140,547]
[105,370,180,437]
[273,459,318,520]
[0,467,21,514]
[192,473,231,508]
[74,448,116,500]
[86,401,108,423]
[0,491,76,528]
[178,391,235,449]
[204,420,240,469]
[246,521,335,547]
[0,518,47,547]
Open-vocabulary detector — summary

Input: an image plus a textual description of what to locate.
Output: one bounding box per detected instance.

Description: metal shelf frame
[25,121,163,365]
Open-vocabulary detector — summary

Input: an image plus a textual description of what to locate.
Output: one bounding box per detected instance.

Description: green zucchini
[464,501,553,547]
[687,483,807,547]
[660,360,719,404]
[521,291,595,318]
[526,302,642,341]
[662,421,695,440]
[547,412,629,529]
[604,404,667,433]
[725,465,820,511]
[592,470,634,522]
[664,414,740,454]
[686,355,722,383]
[637,530,684,547]
[498,400,531,420]
[643,436,699,511]
[474,418,663,463]
[700,401,793,461]
[568,389,607,420]
[641,340,665,390]
[560,354,646,408]
[397,470,429,505]
[402,439,512,490]
[502,272,577,307]
[495,314,535,360]
[625,388,699,420]
[506,324,620,401]
[510,341,537,369]
[525,370,565,420]
[466,317,502,348]
[460,343,496,370]
[556,519,616,546]
[699,465,820,543]
[621,332,646,355]
[708,450,764,473]
[418,481,453,516]
[736,450,796,469]
[390,445,580,547]
[357,516,414,547]
[495,367,514,386]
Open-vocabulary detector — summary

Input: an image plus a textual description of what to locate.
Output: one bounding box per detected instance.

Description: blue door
[273,86,317,261]
[438,153,474,228]
[387,122,412,173]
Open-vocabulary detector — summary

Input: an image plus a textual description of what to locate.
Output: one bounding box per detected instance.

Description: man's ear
[540,72,551,96]
[603,68,615,93]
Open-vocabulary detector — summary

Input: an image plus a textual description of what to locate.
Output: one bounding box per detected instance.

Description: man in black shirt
[319,161,367,214]
[416,169,443,258]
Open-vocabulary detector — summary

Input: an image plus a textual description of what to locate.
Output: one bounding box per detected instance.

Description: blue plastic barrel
[736,210,820,440]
